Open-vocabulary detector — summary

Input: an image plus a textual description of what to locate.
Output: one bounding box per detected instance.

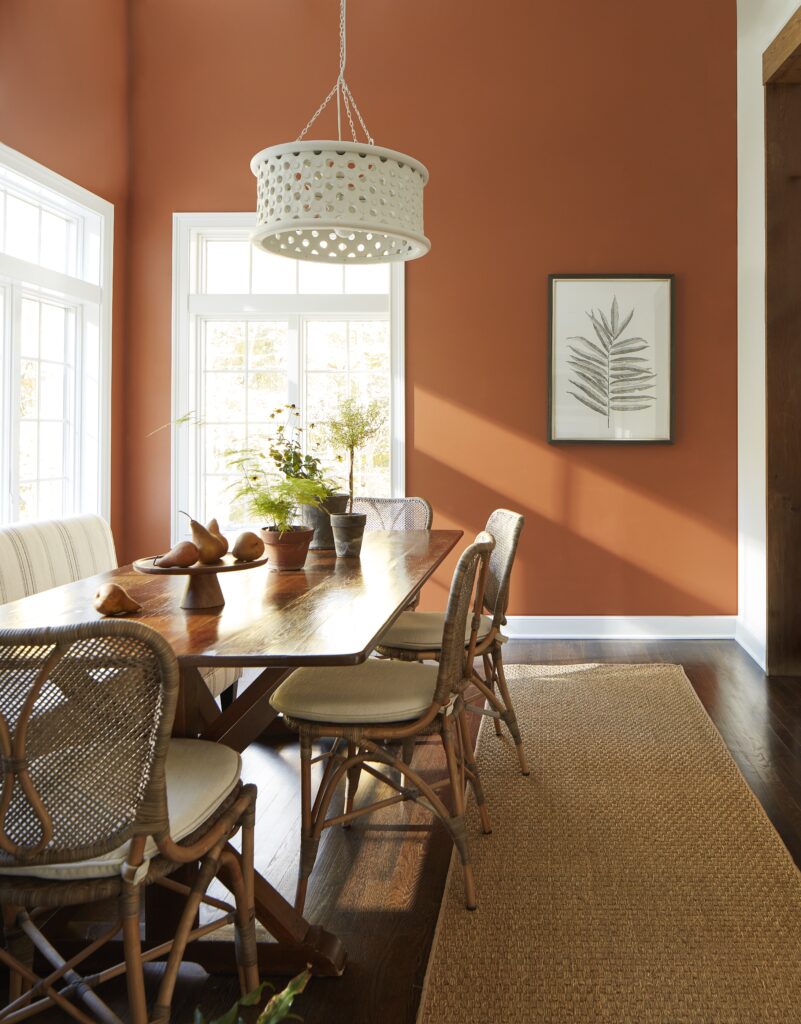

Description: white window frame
[0,142,113,524]
[171,212,405,542]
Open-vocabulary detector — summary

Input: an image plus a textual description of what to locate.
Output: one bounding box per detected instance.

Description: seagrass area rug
[417,663,801,1023]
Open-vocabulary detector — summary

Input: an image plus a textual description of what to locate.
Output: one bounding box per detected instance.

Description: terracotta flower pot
[301,493,349,550]
[260,525,314,571]
[330,512,367,558]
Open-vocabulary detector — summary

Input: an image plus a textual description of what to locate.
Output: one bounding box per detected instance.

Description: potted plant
[325,396,385,558]
[266,405,347,550]
[228,449,327,571]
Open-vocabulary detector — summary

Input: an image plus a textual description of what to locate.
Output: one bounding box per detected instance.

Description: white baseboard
[504,616,737,641]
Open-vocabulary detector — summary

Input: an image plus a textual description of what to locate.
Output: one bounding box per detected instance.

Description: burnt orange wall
[52,0,734,616]
[0,0,129,542]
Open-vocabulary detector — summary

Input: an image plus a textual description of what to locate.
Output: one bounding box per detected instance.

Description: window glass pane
[344,263,390,295]
[18,482,37,521]
[204,240,250,293]
[248,372,288,422]
[40,210,69,273]
[204,373,246,422]
[40,302,66,362]
[248,322,287,370]
[205,322,246,370]
[18,421,38,480]
[5,194,39,263]
[306,321,347,370]
[39,422,65,478]
[20,298,39,358]
[251,248,297,294]
[19,361,38,419]
[38,479,65,519]
[349,320,389,371]
[39,362,65,420]
[204,425,244,476]
[298,260,343,295]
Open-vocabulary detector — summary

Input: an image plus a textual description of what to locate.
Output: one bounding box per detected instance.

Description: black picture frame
[547,274,675,445]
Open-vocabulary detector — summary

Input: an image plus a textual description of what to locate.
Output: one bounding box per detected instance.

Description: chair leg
[296,732,319,914]
[441,714,477,910]
[492,647,530,775]
[3,905,30,1006]
[483,653,503,736]
[343,740,361,827]
[457,708,492,834]
[153,852,219,1023]
[121,885,148,1024]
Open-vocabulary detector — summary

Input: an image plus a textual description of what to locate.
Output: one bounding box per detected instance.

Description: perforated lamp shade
[250,140,430,264]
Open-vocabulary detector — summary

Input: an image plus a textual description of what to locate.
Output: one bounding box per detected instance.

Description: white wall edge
[734,617,767,671]
[504,616,738,640]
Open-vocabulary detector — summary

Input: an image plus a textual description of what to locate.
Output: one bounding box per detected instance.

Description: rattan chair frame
[352,496,433,610]
[0,620,259,1024]
[282,533,495,913]
[376,510,529,775]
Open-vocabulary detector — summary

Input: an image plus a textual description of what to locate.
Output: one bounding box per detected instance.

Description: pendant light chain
[297,0,374,145]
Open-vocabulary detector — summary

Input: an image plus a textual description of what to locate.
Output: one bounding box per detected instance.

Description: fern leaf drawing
[566,296,657,425]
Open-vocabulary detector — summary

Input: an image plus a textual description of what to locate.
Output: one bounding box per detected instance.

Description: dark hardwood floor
[13,640,801,1022]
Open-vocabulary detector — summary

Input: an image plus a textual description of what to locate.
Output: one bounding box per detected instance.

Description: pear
[232,531,265,562]
[94,583,141,617]
[155,540,199,568]
[180,511,226,564]
[207,518,229,556]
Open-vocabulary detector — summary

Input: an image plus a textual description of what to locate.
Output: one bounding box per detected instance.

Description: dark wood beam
[764,5,801,83]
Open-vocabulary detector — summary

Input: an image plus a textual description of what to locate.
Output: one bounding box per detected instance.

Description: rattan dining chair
[269,532,495,913]
[351,496,433,532]
[0,619,258,1024]
[352,496,433,611]
[377,509,529,775]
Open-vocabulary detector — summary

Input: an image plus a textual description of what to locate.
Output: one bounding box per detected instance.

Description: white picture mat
[550,277,672,442]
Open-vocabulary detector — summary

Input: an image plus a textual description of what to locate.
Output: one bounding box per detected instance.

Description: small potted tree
[228,448,327,571]
[265,405,347,550]
[325,397,385,558]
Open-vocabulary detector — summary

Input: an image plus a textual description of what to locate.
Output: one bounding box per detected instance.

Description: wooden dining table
[0,528,462,977]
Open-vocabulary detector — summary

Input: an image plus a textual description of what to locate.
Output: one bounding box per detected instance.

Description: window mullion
[8,284,22,520]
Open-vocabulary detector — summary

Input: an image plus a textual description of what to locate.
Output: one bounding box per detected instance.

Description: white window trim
[171,212,405,542]
[0,142,114,522]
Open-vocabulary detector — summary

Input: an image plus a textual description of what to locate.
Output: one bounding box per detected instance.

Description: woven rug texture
[417,663,801,1023]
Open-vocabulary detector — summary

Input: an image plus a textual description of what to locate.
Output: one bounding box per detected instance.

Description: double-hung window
[0,143,113,524]
[172,213,404,538]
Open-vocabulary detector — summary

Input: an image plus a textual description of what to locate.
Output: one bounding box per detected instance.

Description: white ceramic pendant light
[250,0,430,264]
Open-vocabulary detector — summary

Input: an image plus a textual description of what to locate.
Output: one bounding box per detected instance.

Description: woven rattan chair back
[483,509,525,630]
[0,620,178,869]
[433,531,494,705]
[352,496,433,532]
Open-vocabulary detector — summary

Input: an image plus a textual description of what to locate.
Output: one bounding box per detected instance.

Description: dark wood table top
[0,530,462,667]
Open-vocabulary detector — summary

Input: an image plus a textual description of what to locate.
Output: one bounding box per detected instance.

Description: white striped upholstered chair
[0,515,240,700]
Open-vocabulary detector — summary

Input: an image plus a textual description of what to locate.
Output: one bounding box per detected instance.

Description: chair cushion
[0,740,241,881]
[270,659,439,724]
[378,612,493,652]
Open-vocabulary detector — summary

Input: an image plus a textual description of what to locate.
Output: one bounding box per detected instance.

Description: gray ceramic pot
[301,493,349,550]
[330,512,367,558]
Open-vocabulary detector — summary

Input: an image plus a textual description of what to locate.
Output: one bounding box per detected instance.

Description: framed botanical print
[548,274,674,444]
